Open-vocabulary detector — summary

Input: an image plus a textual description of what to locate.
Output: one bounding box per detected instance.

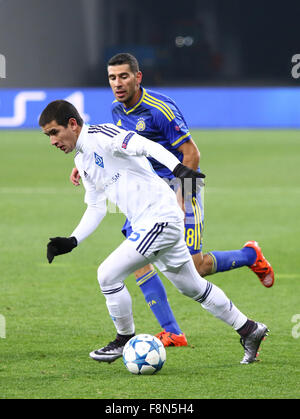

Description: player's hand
[47,236,78,264]
[70,167,81,186]
[172,163,205,197]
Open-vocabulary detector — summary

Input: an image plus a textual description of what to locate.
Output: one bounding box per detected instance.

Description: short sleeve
[154,103,191,149]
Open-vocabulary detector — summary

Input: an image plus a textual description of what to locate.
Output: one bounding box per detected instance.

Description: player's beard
[122,91,135,107]
[116,86,139,108]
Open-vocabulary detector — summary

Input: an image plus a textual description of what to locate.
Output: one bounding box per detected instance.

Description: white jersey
[72,124,184,242]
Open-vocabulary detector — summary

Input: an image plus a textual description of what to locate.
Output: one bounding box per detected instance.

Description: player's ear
[68,117,78,130]
[136,71,143,84]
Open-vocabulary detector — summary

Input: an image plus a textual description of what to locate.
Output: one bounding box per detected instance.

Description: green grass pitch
[1,129,300,399]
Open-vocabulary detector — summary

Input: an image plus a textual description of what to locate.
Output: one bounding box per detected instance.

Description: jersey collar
[122,87,146,115]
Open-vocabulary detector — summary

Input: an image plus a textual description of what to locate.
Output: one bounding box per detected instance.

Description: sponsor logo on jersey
[122,132,135,149]
[94,152,104,168]
[103,172,121,189]
[136,118,146,131]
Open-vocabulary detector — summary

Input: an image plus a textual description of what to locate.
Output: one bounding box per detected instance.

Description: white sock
[102,285,135,335]
[199,283,247,330]
[163,260,247,331]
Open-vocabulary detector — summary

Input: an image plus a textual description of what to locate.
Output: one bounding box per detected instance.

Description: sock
[136,270,182,335]
[209,247,256,273]
[199,282,248,330]
[237,319,257,337]
[163,260,248,332]
[116,333,135,345]
[102,284,135,335]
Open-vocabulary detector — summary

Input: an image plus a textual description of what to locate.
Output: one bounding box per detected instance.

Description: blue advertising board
[0,87,299,129]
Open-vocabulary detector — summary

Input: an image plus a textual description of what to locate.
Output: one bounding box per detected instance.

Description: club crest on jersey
[136,118,146,131]
[94,152,104,168]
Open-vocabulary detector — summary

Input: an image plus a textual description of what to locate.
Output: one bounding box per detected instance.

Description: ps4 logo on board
[94,152,104,168]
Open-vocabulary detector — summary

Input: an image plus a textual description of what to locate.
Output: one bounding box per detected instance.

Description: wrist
[172,163,184,177]
[69,236,78,247]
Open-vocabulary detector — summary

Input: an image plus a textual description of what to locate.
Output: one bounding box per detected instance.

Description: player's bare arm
[177,139,200,171]
[176,139,201,208]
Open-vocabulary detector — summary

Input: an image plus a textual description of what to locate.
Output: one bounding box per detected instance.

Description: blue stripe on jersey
[88,124,121,137]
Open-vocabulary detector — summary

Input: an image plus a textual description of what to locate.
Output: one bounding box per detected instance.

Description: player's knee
[97,262,114,289]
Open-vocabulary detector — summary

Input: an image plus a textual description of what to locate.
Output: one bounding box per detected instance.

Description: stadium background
[1,0,300,400]
[0,0,299,128]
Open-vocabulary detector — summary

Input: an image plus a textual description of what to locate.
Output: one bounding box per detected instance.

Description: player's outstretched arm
[47,203,106,264]
[135,135,206,196]
[114,132,206,196]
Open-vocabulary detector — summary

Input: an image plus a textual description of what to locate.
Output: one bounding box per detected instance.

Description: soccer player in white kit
[40,100,269,365]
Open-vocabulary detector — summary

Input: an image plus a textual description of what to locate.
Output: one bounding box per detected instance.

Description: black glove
[172,163,206,197]
[47,236,78,264]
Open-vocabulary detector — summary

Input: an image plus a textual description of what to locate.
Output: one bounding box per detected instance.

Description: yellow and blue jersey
[112,86,204,254]
[111,87,192,180]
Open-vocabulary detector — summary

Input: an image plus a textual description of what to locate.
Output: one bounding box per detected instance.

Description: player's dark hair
[39,100,83,128]
[107,53,140,73]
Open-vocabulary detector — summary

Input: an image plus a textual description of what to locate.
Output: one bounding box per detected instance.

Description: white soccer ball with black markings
[123,334,166,375]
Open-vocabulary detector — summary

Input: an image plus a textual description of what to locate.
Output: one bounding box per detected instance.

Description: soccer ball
[123,334,166,375]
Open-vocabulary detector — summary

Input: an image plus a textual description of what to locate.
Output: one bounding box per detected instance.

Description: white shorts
[98,220,206,299]
[128,221,191,272]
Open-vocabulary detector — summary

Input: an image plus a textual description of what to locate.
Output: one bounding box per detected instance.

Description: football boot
[155,330,188,347]
[90,333,134,363]
[243,241,274,287]
[240,322,269,364]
